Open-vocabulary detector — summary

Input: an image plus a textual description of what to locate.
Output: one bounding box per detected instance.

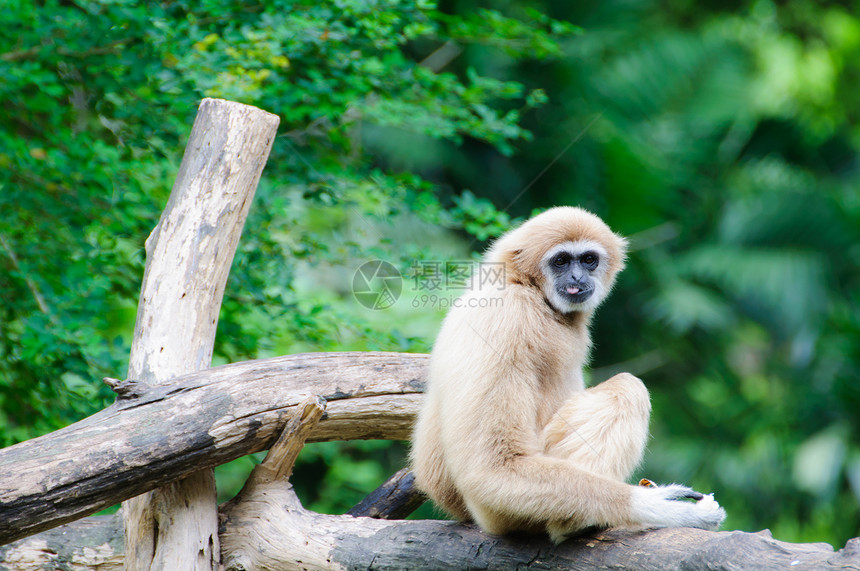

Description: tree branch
[0,351,427,545]
[120,97,279,571]
[4,502,858,570]
[245,395,327,484]
[347,468,427,520]
[220,395,327,571]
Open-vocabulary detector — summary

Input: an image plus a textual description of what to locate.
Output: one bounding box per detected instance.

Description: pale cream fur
[410,206,725,542]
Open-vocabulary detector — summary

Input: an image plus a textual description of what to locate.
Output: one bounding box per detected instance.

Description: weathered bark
[6,512,859,571]
[121,97,279,571]
[220,395,327,570]
[220,491,860,571]
[0,352,427,546]
[347,468,426,520]
[0,514,125,571]
[5,408,857,571]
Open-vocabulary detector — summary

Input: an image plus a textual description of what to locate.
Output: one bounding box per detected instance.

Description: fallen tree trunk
[222,498,860,571]
[0,351,427,545]
[6,512,859,571]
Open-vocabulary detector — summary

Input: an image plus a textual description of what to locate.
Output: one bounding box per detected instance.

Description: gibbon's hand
[630,484,726,531]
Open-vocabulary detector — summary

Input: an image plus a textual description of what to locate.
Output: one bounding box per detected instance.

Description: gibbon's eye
[551,252,572,268]
[580,252,599,269]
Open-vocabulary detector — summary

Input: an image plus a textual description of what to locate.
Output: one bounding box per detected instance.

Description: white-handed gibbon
[410,206,725,542]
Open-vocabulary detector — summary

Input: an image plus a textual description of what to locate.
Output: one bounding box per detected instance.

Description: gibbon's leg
[410,400,471,520]
[453,371,724,543]
[539,372,718,543]
[542,373,651,482]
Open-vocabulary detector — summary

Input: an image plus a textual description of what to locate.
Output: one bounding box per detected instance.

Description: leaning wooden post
[121,98,279,571]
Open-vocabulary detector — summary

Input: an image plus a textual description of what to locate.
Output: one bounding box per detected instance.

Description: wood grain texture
[220,396,326,571]
[3,490,859,570]
[0,515,124,571]
[0,351,427,545]
[121,97,280,571]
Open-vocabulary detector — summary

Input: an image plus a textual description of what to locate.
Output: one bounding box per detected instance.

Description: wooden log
[2,365,858,569]
[121,97,280,571]
[0,351,427,546]
[221,494,860,571]
[5,511,859,571]
[347,468,427,520]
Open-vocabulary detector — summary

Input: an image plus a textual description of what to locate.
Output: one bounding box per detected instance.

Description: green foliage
[2,0,860,549]
[450,190,514,241]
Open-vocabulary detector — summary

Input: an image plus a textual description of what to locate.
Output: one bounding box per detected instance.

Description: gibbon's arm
[440,370,637,530]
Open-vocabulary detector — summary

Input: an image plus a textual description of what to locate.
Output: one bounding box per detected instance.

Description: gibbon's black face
[548,249,598,304]
[541,241,610,314]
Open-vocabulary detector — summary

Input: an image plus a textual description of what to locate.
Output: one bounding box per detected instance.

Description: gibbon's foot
[630,483,726,531]
[696,493,721,512]
[549,483,725,544]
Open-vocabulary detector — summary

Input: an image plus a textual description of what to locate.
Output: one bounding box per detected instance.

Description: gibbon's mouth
[560,285,594,303]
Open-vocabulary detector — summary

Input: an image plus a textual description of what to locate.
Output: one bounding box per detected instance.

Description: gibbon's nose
[570,266,588,282]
